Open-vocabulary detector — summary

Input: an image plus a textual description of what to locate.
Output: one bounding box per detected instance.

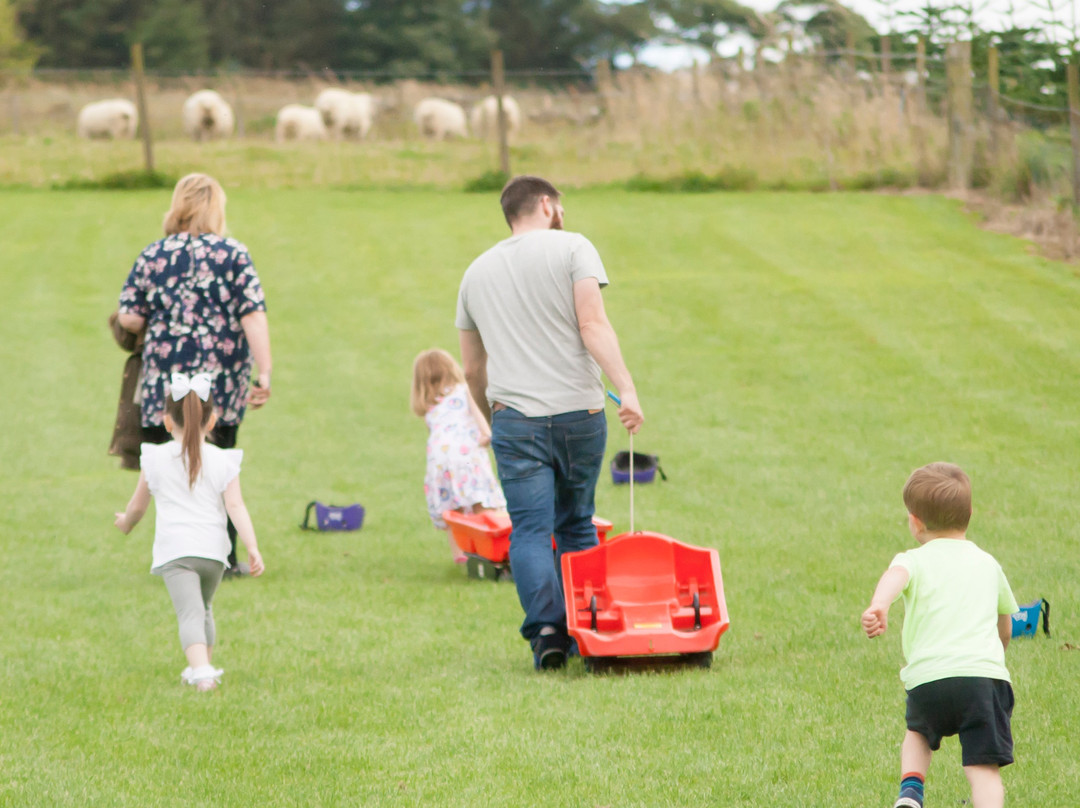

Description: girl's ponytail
[181,392,205,488]
[165,372,216,489]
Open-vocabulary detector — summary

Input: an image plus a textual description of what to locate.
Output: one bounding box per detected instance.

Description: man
[457,175,644,670]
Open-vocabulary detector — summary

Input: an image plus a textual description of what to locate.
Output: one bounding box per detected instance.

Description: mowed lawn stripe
[0,189,1077,807]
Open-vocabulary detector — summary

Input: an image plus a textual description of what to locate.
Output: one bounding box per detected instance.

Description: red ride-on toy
[562,531,730,672]
[442,509,613,581]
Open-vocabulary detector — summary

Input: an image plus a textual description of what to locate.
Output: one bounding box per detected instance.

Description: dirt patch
[960,192,1080,263]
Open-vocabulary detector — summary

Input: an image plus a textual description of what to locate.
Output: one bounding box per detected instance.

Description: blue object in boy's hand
[1011,598,1050,637]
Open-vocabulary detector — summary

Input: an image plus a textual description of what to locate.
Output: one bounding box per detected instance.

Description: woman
[117,173,271,576]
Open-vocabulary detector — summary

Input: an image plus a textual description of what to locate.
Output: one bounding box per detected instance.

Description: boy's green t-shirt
[890,538,1018,690]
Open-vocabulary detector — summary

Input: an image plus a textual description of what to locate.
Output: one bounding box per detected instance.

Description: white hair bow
[170,372,213,402]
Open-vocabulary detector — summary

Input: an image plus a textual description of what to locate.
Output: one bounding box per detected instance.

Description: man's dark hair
[500,175,561,226]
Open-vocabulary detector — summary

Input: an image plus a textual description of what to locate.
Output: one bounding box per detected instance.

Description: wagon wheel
[584,656,613,674]
[685,651,712,669]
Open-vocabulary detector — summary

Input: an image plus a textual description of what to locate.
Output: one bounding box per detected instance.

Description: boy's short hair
[903,462,972,532]
[500,175,560,226]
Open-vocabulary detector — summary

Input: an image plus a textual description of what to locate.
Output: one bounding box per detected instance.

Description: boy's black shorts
[905,676,1014,767]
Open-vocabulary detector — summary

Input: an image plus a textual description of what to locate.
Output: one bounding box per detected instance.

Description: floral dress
[424,384,506,529]
[118,233,267,427]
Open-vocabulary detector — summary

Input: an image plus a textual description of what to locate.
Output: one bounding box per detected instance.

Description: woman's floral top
[118,232,267,427]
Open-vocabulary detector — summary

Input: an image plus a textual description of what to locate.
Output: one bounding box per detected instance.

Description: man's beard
[549,210,564,230]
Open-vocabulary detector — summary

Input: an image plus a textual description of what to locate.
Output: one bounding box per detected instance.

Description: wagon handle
[607,391,634,533]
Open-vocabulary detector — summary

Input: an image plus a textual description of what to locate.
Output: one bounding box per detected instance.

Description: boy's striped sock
[893,772,925,808]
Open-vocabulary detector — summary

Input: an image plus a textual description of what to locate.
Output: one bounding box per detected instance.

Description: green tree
[486,0,599,71]
[649,0,765,54]
[788,0,877,54]
[135,0,210,72]
[18,0,145,68]
[1,0,40,72]
[576,1,657,66]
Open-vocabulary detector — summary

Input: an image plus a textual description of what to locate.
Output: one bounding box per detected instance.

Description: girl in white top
[115,372,265,691]
[411,349,506,562]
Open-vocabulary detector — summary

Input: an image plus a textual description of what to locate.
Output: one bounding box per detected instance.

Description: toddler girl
[114,372,265,691]
[411,349,506,562]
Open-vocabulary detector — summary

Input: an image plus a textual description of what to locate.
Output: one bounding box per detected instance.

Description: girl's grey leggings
[155,556,226,650]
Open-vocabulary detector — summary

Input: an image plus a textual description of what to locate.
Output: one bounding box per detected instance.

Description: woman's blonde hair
[163,173,227,236]
[411,349,465,416]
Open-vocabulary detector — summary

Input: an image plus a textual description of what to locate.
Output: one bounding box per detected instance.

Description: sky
[629,0,1065,70]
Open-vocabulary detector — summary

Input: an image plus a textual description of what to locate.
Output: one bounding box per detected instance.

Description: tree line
[11,0,882,74]
[3,0,1073,116]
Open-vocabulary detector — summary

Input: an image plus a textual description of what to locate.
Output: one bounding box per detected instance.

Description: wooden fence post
[233,78,245,138]
[845,30,856,75]
[130,43,154,174]
[595,58,615,131]
[8,91,19,135]
[945,41,974,191]
[915,38,926,113]
[1068,62,1080,210]
[987,46,1000,164]
[881,35,892,83]
[490,49,510,177]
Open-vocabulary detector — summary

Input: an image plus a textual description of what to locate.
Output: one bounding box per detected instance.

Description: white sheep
[275,104,327,142]
[314,88,374,139]
[76,99,138,140]
[469,95,522,139]
[181,90,235,141]
[413,98,468,140]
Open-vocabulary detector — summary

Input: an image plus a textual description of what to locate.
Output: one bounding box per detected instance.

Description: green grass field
[2,189,1078,807]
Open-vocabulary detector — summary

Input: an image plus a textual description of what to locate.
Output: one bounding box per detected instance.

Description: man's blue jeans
[491,407,607,645]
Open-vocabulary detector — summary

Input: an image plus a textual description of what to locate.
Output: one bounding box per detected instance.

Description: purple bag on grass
[301,501,365,531]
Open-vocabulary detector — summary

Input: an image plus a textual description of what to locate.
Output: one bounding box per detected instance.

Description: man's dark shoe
[533,629,569,671]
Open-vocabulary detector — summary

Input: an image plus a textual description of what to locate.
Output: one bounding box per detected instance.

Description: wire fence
[1,46,1076,214]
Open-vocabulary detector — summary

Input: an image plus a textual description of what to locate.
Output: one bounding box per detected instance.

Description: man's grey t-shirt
[456,229,609,417]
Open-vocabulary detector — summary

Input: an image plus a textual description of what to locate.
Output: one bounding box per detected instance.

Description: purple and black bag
[301,501,365,532]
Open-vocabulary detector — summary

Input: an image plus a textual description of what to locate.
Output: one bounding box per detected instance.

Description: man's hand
[616,390,644,434]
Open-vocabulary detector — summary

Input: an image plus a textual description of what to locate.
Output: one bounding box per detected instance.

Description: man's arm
[574,277,643,433]
[459,328,490,424]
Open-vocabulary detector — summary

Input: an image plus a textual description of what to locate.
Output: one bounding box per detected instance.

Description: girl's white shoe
[182,664,224,687]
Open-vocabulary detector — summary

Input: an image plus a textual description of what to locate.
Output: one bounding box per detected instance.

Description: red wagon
[562,531,730,671]
[442,509,613,580]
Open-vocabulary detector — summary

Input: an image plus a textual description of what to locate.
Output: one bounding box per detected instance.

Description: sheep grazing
[275,104,327,142]
[413,98,468,140]
[314,88,375,139]
[469,95,522,139]
[76,99,138,140]
[182,90,235,141]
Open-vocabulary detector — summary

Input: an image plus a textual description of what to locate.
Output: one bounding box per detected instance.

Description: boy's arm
[998,614,1011,651]
[223,477,264,576]
[115,472,151,534]
[862,565,910,638]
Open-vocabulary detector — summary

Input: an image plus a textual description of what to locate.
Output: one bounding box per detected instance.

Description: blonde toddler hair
[411,349,465,416]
